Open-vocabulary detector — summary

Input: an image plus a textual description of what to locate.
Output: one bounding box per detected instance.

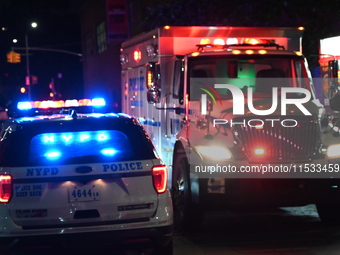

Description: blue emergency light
[92,98,106,107]
[29,130,133,163]
[17,101,32,110]
[100,148,118,156]
[45,151,61,159]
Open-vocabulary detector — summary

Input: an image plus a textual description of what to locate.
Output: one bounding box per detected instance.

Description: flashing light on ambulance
[197,37,281,50]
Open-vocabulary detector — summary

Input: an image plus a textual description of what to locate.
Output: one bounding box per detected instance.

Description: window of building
[85,31,94,58]
[96,21,107,53]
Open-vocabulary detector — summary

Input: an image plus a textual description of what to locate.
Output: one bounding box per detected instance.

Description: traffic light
[13,52,20,63]
[6,52,21,63]
[32,76,38,84]
[26,75,38,85]
[6,53,11,63]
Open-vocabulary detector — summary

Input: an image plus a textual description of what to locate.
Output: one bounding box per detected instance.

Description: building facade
[79,0,171,111]
[80,0,128,111]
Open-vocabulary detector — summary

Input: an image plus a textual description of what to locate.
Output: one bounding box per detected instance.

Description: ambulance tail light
[0,175,12,203]
[152,165,168,194]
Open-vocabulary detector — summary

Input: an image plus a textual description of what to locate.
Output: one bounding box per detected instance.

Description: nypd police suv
[0,99,173,253]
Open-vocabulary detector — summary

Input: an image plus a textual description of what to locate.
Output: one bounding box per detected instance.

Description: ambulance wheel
[172,155,203,231]
[316,202,340,225]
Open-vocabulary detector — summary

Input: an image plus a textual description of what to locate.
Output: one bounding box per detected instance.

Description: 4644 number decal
[69,184,100,202]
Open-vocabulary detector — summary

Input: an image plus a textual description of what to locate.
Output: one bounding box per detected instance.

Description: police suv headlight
[196,146,233,160]
[327,144,340,158]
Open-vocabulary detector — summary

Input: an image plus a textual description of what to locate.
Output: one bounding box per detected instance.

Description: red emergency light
[254,148,265,155]
[197,37,282,52]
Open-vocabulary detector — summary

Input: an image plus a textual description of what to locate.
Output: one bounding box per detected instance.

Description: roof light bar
[17,98,106,110]
[78,99,92,106]
[65,99,79,107]
[213,38,225,45]
[92,98,106,107]
[17,101,32,110]
[197,37,282,51]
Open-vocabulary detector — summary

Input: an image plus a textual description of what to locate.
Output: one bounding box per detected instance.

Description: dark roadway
[174,205,340,255]
[4,205,340,255]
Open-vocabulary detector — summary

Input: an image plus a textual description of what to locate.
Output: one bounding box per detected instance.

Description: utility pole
[25,33,31,100]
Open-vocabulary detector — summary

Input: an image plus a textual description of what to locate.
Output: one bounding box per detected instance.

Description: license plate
[69,184,101,202]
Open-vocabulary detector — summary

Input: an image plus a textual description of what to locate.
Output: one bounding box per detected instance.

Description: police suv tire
[316,203,340,225]
[172,155,203,231]
[0,238,21,253]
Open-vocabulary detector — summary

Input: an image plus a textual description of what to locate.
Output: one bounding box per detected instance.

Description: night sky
[1,0,340,110]
[0,0,86,107]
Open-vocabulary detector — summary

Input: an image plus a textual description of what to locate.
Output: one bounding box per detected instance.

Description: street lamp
[25,22,38,100]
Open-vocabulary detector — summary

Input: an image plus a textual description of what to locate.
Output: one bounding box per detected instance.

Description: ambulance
[121,26,340,230]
